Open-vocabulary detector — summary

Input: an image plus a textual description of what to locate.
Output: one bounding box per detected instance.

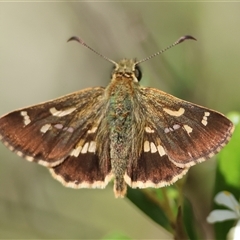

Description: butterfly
[0,35,234,198]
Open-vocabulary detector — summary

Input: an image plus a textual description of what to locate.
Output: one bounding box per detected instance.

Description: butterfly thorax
[104,59,143,197]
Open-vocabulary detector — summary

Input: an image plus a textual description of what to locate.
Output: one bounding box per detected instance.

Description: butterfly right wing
[125,86,233,189]
[140,87,233,168]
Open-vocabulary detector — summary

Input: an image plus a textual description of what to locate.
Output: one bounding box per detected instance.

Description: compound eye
[134,65,142,81]
[110,64,116,78]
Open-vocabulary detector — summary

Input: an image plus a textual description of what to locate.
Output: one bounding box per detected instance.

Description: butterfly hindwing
[0,87,105,167]
[125,129,189,188]
[50,126,112,189]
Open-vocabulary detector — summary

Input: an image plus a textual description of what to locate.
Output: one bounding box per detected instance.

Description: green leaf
[218,112,240,188]
[127,188,171,231]
[213,112,240,239]
[183,198,200,240]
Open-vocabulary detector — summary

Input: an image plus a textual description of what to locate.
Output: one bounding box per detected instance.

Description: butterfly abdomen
[105,75,138,197]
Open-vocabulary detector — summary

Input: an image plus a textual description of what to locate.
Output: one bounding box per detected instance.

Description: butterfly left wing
[0,87,105,167]
[125,87,234,188]
[49,126,113,189]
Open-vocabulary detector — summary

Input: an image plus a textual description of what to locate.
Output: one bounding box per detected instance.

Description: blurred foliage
[102,232,132,240]
[213,112,240,239]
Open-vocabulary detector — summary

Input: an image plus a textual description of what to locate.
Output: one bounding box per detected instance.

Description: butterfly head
[112,59,142,82]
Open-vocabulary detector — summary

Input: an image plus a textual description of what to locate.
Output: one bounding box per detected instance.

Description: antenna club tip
[67,36,85,44]
[178,35,197,43]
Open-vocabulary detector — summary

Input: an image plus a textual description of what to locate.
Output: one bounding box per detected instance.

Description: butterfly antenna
[135,35,197,65]
[68,36,118,66]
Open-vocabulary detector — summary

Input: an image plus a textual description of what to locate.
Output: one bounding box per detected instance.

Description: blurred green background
[0,2,240,239]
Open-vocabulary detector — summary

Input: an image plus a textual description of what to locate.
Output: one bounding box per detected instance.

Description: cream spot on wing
[88,141,96,153]
[50,107,76,117]
[145,126,154,133]
[164,127,171,133]
[20,111,31,125]
[63,126,74,133]
[201,119,207,126]
[150,142,157,153]
[54,124,74,133]
[8,145,14,151]
[16,151,23,157]
[164,124,181,134]
[54,123,63,129]
[67,127,74,133]
[157,145,166,156]
[50,107,59,115]
[25,155,34,162]
[144,141,150,152]
[208,152,215,158]
[40,124,52,133]
[81,142,89,154]
[87,127,98,134]
[163,107,185,117]
[205,112,210,116]
[173,124,180,130]
[201,111,210,126]
[183,124,193,135]
[70,146,82,157]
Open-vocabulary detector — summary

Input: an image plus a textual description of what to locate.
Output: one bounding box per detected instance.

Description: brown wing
[125,130,188,188]
[139,87,233,167]
[0,87,105,167]
[50,125,112,189]
[125,87,233,188]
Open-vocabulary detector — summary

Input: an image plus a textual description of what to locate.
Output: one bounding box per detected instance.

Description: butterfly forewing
[140,87,234,168]
[0,87,105,167]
